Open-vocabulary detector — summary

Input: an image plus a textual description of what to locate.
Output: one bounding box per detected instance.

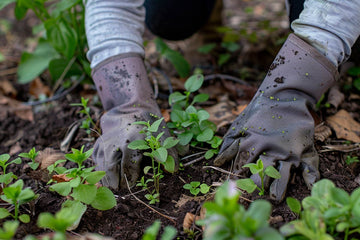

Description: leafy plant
[0,154,21,187]
[236,159,281,196]
[0,179,37,223]
[70,97,100,135]
[154,37,190,78]
[0,220,19,240]
[345,155,359,165]
[1,0,90,85]
[48,146,116,211]
[128,117,179,204]
[347,66,360,91]
[142,220,177,240]
[198,181,283,240]
[167,74,222,159]
[183,181,210,196]
[18,147,39,170]
[281,179,360,240]
[286,197,302,215]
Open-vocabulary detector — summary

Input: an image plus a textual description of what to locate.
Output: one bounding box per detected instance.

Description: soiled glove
[214,34,338,201]
[92,54,177,189]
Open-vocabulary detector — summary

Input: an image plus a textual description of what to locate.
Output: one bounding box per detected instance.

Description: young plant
[0,0,90,85]
[281,179,360,240]
[48,146,116,211]
[183,181,210,197]
[18,147,39,170]
[197,181,283,240]
[0,179,37,223]
[0,154,21,187]
[167,74,222,159]
[286,197,302,215]
[347,66,360,91]
[70,97,100,135]
[236,159,281,196]
[142,220,177,240]
[128,117,179,204]
[345,155,359,165]
[0,220,19,240]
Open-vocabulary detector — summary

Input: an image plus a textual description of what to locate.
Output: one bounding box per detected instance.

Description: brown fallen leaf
[29,77,51,99]
[161,108,171,122]
[204,95,238,129]
[9,142,22,156]
[326,110,360,143]
[0,79,17,97]
[0,94,34,121]
[327,85,345,109]
[314,123,332,142]
[35,148,65,170]
[52,173,72,183]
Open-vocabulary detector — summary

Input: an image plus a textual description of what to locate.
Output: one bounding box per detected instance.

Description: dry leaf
[29,78,51,99]
[327,110,360,143]
[9,142,22,156]
[52,174,72,183]
[314,123,332,142]
[161,109,171,122]
[232,104,247,115]
[0,79,17,97]
[183,212,196,230]
[0,95,34,121]
[204,96,238,129]
[35,148,65,169]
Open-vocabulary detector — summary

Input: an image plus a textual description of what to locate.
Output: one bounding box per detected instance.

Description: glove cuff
[92,54,156,111]
[260,33,338,102]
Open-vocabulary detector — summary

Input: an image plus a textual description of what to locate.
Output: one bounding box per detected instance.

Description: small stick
[181,151,206,161]
[202,166,242,177]
[204,74,251,86]
[124,175,177,224]
[183,156,205,167]
[0,67,17,76]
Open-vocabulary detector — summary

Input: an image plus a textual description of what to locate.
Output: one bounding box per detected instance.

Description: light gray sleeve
[85,0,145,69]
[292,0,360,67]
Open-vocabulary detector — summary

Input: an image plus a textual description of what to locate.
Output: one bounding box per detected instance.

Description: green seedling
[347,66,360,91]
[0,220,19,240]
[48,146,116,211]
[236,159,281,196]
[286,197,302,215]
[0,179,37,223]
[142,220,177,240]
[281,179,360,240]
[0,154,21,187]
[345,155,359,165]
[167,74,222,159]
[197,181,283,240]
[0,0,91,86]
[183,181,210,196]
[18,147,39,170]
[35,200,86,240]
[128,117,179,204]
[71,97,100,135]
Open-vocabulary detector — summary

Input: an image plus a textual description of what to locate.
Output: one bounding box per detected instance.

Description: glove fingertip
[214,139,240,166]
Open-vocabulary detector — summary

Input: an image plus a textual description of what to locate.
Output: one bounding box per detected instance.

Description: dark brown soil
[1,1,360,240]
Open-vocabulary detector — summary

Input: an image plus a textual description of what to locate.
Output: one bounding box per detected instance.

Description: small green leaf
[191,188,200,196]
[161,226,177,240]
[0,208,10,219]
[0,0,16,11]
[142,220,161,240]
[243,162,261,175]
[163,49,190,78]
[128,140,150,150]
[148,118,164,133]
[153,147,168,163]
[170,109,187,123]
[0,154,10,163]
[196,128,214,142]
[50,182,72,196]
[265,166,281,179]
[84,171,106,184]
[200,184,210,194]
[183,184,192,190]
[184,74,204,92]
[90,187,116,210]
[163,137,179,149]
[197,110,210,123]
[169,92,186,106]
[192,93,209,105]
[286,197,301,214]
[178,132,193,145]
[19,214,30,223]
[71,184,97,204]
[144,166,152,174]
[164,155,175,173]
[236,178,257,193]
[197,43,216,54]
[204,149,215,160]
[218,53,231,66]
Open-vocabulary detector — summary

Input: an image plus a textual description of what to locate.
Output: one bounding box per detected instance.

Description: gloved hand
[214,34,338,201]
[92,55,178,189]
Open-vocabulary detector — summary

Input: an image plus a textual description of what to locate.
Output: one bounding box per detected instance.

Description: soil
[1,1,360,240]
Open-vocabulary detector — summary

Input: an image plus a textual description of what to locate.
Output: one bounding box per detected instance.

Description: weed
[197,181,283,240]
[168,74,222,159]
[142,220,177,240]
[0,154,21,187]
[128,117,179,204]
[70,97,100,135]
[236,159,281,196]
[183,181,211,196]
[286,197,301,215]
[0,220,19,240]
[0,179,37,223]
[345,155,359,165]
[19,147,39,170]
[48,146,116,211]
[347,66,360,91]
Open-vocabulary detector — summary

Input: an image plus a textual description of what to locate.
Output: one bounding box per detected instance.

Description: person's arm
[85,0,146,68]
[292,0,360,67]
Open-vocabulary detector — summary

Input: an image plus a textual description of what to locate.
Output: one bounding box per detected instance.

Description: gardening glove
[92,54,178,189]
[214,34,338,201]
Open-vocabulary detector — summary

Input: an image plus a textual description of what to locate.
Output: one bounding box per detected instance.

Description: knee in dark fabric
[144,0,217,40]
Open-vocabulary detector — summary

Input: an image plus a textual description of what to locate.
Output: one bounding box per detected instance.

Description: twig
[204,73,251,86]
[183,156,205,167]
[53,56,76,92]
[151,74,159,99]
[152,67,173,94]
[202,166,241,177]
[181,151,206,161]
[24,74,84,106]
[124,174,177,224]
[0,67,17,76]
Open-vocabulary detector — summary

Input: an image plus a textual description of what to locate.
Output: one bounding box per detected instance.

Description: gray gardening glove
[92,55,178,189]
[214,34,338,201]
